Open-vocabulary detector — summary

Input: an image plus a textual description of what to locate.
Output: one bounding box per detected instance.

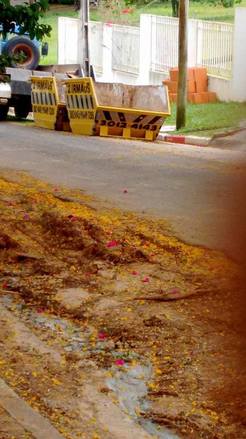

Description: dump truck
[0,64,83,121]
[0,23,48,70]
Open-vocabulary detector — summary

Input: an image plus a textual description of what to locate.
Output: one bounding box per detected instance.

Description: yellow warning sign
[65,78,97,135]
[32,76,170,141]
[31,77,59,130]
[94,110,165,141]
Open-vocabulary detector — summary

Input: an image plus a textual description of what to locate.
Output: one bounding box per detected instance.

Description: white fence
[58,8,246,101]
[89,21,104,73]
[149,15,233,78]
[197,21,233,79]
[112,24,140,74]
[58,17,104,71]
[150,16,179,74]
[58,17,80,65]
[58,15,233,79]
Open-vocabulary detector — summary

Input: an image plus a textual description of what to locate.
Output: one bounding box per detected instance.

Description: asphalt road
[1,122,246,262]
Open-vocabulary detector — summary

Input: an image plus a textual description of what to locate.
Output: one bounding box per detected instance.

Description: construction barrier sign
[94,110,165,141]
[31,76,170,141]
[65,78,96,135]
[31,77,58,130]
[64,78,170,141]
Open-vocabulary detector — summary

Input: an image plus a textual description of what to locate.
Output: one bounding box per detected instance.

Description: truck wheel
[14,101,30,119]
[3,37,40,70]
[0,105,9,121]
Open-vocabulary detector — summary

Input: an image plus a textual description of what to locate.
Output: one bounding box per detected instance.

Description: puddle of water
[107,364,180,439]
[107,363,152,418]
[0,295,180,438]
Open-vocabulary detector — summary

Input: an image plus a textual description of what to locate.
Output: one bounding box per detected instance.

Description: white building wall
[231,8,246,102]
[208,76,233,102]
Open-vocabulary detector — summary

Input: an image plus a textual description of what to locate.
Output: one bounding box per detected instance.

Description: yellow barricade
[31,77,59,130]
[65,78,170,141]
[65,77,96,135]
[32,76,170,141]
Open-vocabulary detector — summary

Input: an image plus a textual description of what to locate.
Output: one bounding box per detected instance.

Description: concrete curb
[0,378,65,439]
[211,126,246,140]
[158,133,211,146]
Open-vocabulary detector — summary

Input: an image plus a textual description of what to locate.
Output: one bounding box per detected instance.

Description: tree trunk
[176,0,189,130]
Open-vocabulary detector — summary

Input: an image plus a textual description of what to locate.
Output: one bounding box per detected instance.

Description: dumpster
[65,78,170,141]
[31,76,71,131]
[31,76,170,141]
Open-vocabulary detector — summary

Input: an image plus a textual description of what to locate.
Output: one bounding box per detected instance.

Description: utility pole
[176,0,189,130]
[79,0,90,76]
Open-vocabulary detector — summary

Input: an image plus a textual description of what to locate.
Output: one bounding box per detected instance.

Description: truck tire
[3,37,40,70]
[14,100,30,119]
[0,105,9,121]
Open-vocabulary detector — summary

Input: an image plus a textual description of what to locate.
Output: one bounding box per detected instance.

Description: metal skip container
[31,76,171,141]
[65,78,170,141]
[31,75,70,131]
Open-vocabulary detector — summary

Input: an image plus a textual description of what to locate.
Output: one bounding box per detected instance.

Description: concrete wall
[231,8,246,102]
[208,8,246,102]
[208,76,233,102]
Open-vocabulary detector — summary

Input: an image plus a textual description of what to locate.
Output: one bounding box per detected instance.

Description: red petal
[115,359,125,366]
[106,240,119,248]
[142,276,150,283]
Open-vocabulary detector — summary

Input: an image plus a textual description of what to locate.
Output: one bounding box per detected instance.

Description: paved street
[0,122,246,261]
[0,122,246,439]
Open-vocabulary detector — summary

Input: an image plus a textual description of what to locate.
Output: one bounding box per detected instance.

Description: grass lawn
[166,102,246,135]
[91,0,246,24]
[40,5,78,65]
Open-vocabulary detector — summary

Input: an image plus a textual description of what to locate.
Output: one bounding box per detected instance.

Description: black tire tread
[3,36,40,70]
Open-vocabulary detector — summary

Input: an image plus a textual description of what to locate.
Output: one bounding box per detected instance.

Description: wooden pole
[79,0,90,76]
[176,0,189,130]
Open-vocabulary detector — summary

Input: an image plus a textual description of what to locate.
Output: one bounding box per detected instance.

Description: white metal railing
[89,21,104,73]
[150,16,233,78]
[58,16,234,80]
[197,20,233,78]
[112,24,140,74]
[150,15,179,74]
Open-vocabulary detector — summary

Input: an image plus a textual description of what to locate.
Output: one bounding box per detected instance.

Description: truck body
[0,64,83,121]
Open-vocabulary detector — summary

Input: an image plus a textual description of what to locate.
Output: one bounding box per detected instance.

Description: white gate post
[101,23,114,82]
[58,17,80,64]
[231,7,246,102]
[188,19,198,67]
[137,14,152,84]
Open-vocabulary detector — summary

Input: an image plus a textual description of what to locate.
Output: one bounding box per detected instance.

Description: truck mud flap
[65,78,170,141]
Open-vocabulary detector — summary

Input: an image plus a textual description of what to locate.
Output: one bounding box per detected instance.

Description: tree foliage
[0,0,51,40]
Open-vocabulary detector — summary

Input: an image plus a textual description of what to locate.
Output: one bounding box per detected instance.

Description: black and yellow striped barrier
[65,77,96,136]
[31,76,170,141]
[31,77,59,130]
[31,76,71,132]
[65,78,170,141]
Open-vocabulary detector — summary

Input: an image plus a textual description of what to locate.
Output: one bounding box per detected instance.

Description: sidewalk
[158,124,211,146]
[158,124,246,148]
